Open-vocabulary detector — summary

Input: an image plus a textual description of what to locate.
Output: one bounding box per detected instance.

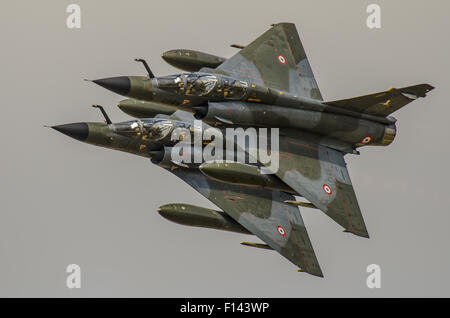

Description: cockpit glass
[144,120,174,141]
[114,120,141,136]
[156,73,248,100]
[114,119,175,141]
[156,75,180,89]
[185,74,218,96]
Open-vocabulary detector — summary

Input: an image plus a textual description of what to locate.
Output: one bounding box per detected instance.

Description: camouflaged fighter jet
[53,23,434,277]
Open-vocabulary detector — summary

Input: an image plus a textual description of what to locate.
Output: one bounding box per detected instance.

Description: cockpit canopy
[145,120,174,141]
[113,119,175,141]
[156,73,248,100]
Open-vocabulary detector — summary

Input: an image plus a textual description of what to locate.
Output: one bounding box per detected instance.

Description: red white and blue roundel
[277,225,286,236]
[322,184,332,195]
[277,54,286,64]
[361,136,372,144]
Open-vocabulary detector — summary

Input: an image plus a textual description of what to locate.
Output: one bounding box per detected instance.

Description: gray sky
[1,0,449,297]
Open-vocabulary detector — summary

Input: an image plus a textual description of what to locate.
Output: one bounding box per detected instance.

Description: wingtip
[358,232,370,239]
[342,229,370,238]
[425,83,435,91]
[298,268,324,278]
[314,272,325,278]
[416,83,435,95]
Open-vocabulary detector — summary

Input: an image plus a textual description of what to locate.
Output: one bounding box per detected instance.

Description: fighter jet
[53,23,434,277]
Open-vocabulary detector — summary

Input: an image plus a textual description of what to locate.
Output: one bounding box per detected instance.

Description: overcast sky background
[1,0,449,297]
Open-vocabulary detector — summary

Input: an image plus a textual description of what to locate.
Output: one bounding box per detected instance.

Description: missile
[158,203,250,234]
[118,99,177,118]
[162,49,226,72]
[199,161,296,194]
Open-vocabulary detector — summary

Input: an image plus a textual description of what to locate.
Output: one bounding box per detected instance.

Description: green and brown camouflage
[54,22,435,277]
[199,161,296,194]
[118,99,176,118]
[115,97,396,152]
[158,203,250,235]
[93,23,431,152]
[52,121,151,158]
[166,110,370,239]
[51,116,324,276]
[213,23,323,100]
[200,101,396,150]
[162,49,226,72]
[52,117,199,159]
[161,165,324,276]
[149,142,323,276]
[92,76,196,108]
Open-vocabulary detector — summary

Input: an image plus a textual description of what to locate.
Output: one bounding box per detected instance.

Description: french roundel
[277,54,286,64]
[322,184,332,195]
[277,225,286,236]
[362,136,372,144]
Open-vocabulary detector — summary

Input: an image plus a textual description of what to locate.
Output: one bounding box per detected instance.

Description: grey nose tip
[92,76,131,96]
[52,123,89,142]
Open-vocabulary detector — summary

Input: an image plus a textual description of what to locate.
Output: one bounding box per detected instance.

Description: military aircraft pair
[52,23,434,277]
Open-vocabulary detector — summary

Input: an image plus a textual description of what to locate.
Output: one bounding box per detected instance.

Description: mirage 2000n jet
[52,23,434,277]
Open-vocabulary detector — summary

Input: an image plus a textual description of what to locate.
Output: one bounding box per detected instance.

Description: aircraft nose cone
[93,76,130,96]
[52,123,89,142]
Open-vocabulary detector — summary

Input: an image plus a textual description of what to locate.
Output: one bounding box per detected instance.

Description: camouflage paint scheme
[118,99,176,118]
[157,203,251,235]
[53,23,434,277]
[162,49,226,72]
[213,23,323,100]
[273,134,369,237]
[54,117,324,276]
[159,162,324,277]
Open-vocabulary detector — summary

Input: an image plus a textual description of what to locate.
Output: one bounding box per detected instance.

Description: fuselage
[93,72,397,149]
